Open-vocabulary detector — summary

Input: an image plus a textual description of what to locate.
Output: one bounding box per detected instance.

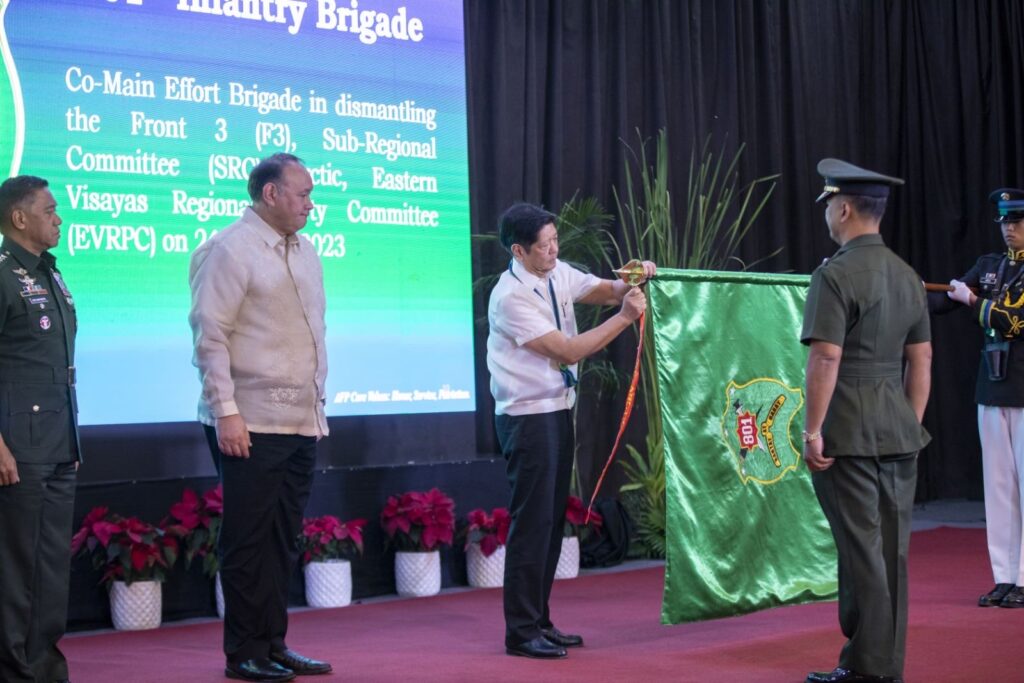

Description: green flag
[649,269,837,624]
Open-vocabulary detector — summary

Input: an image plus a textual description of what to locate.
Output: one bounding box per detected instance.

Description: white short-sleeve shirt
[487,258,601,416]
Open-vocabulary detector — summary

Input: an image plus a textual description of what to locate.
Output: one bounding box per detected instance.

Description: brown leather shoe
[979,583,1015,606]
[268,650,332,676]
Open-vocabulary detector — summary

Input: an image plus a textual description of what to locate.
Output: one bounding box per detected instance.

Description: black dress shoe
[979,583,1015,606]
[505,636,568,659]
[999,585,1024,608]
[805,666,902,683]
[225,658,296,682]
[540,626,584,647]
[269,649,332,675]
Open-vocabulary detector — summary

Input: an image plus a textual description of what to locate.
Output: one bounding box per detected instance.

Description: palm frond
[613,129,781,560]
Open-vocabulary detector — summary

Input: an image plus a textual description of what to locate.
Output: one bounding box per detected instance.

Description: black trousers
[812,454,917,679]
[495,410,575,646]
[0,461,76,683]
[204,426,316,664]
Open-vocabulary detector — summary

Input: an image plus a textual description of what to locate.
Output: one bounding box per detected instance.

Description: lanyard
[508,260,563,329]
[508,260,577,387]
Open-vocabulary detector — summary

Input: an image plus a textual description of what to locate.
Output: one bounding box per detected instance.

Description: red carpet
[62,527,1023,682]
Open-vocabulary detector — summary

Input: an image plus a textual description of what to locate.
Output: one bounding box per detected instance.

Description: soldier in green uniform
[0,175,79,683]
[800,159,932,683]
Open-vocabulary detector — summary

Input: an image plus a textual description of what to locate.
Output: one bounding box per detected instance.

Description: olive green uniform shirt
[0,237,79,463]
[800,233,930,456]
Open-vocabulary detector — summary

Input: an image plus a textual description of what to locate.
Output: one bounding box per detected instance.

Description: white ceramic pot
[215,572,225,619]
[466,543,505,588]
[555,535,580,580]
[394,550,441,597]
[109,580,162,631]
[303,559,353,608]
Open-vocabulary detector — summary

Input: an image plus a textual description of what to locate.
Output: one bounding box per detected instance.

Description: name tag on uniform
[51,271,74,307]
[980,272,998,286]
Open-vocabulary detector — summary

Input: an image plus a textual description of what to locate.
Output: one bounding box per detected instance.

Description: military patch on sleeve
[722,378,804,485]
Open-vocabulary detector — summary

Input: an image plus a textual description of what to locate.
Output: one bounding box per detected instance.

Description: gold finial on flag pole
[612,259,647,287]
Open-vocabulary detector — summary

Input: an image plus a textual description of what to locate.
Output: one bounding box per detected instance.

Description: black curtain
[465,0,1024,501]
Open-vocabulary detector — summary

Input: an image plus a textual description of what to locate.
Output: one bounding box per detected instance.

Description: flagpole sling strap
[585,309,645,524]
[585,260,650,524]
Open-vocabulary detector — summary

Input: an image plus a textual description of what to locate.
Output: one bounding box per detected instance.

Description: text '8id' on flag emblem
[724,378,803,485]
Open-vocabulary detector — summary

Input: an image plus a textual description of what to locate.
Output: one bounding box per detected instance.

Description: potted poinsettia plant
[71,506,179,630]
[557,496,604,580]
[463,507,510,588]
[165,484,223,576]
[164,484,224,616]
[380,488,455,597]
[298,515,366,608]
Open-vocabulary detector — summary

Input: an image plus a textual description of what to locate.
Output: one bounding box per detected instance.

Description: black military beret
[989,188,1024,223]
[815,158,904,203]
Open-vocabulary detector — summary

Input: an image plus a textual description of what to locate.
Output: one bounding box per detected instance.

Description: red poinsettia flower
[202,484,223,518]
[380,495,413,536]
[168,488,202,531]
[465,507,511,557]
[72,507,179,586]
[122,516,151,544]
[493,508,511,545]
[380,488,456,552]
[71,506,111,554]
[132,540,157,573]
[91,520,123,548]
[299,515,366,564]
[163,484,223,577]
[564,496,603,537]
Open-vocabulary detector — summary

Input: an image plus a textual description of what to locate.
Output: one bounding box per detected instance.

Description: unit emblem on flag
[722,378,804,485]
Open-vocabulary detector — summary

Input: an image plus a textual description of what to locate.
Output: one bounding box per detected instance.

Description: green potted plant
[71,506,178,630]
[380,488,455,597]
[613,130,779,558]
[298,514,366,608]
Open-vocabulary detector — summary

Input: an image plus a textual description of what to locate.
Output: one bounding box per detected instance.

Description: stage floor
[60,506,1020,683]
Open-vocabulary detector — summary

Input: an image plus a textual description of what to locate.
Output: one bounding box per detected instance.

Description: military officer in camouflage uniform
[941,188,1024,609]
[0,175,79,683]
[801,159,932,683]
